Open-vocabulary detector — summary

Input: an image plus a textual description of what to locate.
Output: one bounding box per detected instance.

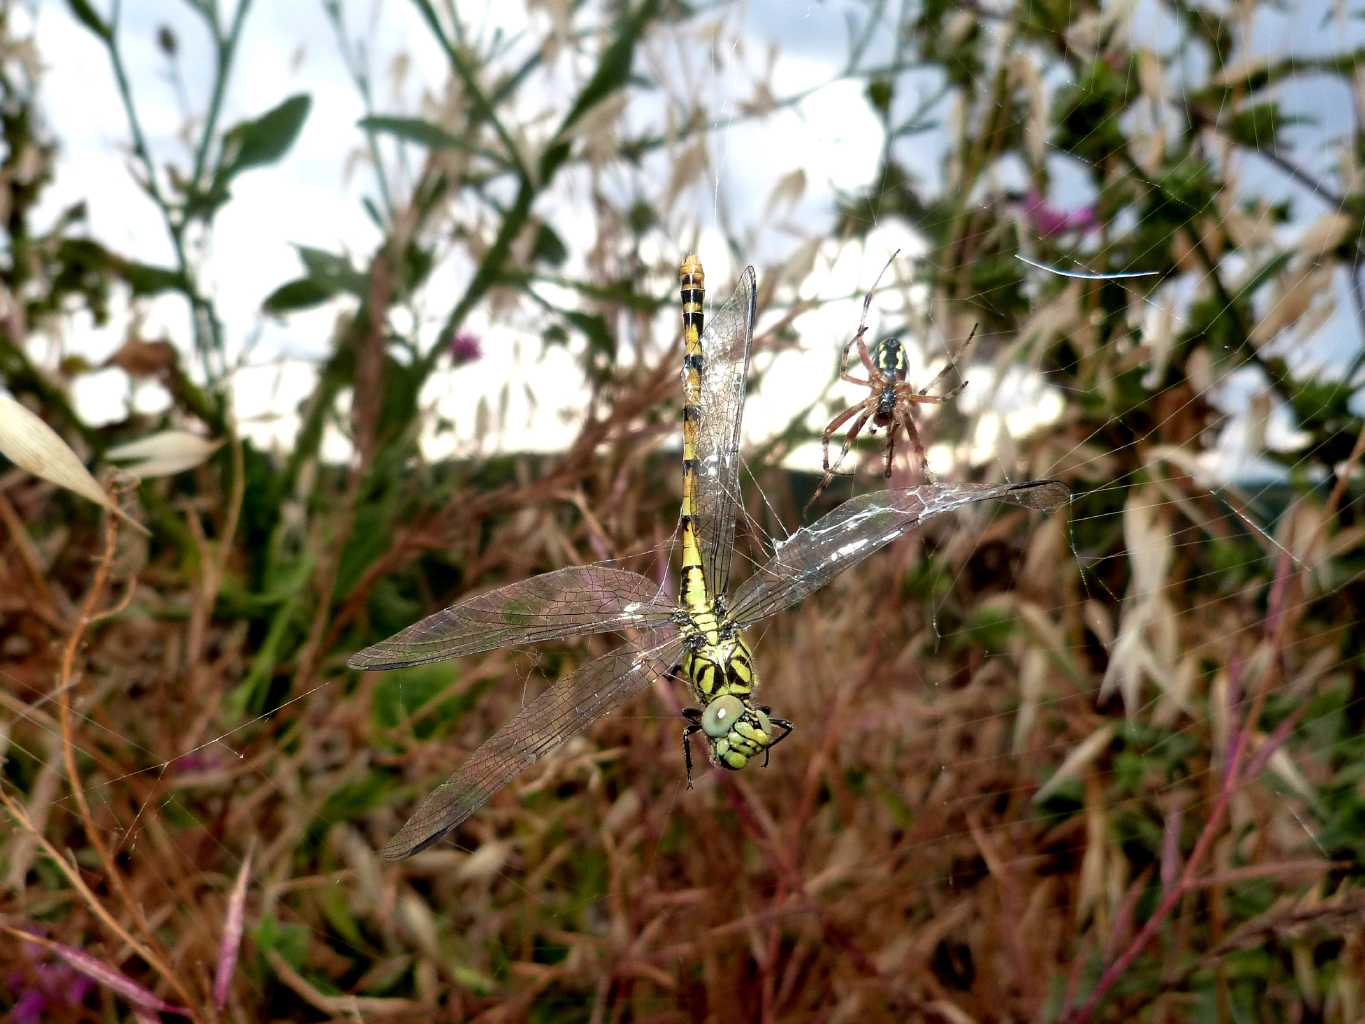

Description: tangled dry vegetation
[3,0,1365,1021]
[5,354,1364,1020]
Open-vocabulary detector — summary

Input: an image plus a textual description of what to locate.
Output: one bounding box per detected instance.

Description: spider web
[4,0,1364,1018]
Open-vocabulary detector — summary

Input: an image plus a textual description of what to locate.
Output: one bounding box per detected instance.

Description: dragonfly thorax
[680,627,755,701]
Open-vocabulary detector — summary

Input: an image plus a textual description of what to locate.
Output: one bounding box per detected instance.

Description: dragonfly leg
[757,706,795,768]
[682,708,704,789]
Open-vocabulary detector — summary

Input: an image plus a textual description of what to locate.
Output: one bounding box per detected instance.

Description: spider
[805,273,974,513]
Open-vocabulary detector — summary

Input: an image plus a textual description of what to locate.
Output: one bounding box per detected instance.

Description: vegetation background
[2,0,1364,1020]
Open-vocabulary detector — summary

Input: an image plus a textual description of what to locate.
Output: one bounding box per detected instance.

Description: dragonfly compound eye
[702,694,745,738]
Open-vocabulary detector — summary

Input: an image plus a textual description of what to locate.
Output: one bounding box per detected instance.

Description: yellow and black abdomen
[873,336,909,382]
[678,255,710,619]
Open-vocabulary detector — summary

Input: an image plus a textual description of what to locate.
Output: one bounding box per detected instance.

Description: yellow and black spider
[806,263,974,513]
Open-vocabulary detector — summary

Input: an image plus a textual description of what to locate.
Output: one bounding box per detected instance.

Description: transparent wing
[695,265,758,597]
[382,630,687,859]
[729,480,1069,628]
[348,566,677,670]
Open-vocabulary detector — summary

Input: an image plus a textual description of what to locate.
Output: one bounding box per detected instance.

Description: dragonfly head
[700,694,778,770]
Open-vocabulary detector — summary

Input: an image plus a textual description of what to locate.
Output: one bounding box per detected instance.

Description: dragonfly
[349,256,1069,861]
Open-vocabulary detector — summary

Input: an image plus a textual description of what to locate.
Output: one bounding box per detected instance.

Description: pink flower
[448,332,482,365]
[1022,190,1098,237]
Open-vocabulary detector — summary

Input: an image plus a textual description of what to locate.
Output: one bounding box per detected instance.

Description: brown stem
[27,503,199,1010]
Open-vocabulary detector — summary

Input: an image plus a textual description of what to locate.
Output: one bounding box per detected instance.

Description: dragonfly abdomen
[678,255,713,620]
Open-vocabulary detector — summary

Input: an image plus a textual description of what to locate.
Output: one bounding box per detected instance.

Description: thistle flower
[1022,189,1097,237]
[448,332,482,365]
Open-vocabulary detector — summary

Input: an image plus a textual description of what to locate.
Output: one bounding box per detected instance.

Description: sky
[22,0,1365,483]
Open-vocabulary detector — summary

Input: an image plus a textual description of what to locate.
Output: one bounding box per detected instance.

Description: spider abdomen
[873,337,909,382]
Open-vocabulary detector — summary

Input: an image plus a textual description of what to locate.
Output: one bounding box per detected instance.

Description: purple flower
[7,960,95,1023]
[1022,190,1098,237]
[5,930,189,1019]
[448,332,482,365]
[172,751,215,773]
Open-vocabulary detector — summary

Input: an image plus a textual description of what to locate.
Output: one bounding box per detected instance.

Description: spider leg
[915,364,960,399]
[819,402,870,472]
[896,384,945,405]
[825,406,873,477]
[836,250,897,375]
[834,323,871,376]
[853,330,877,378]
[918,322,977,397]
[897,404,933,482]
[805,405,874,514]
[937,378,968,402]
[883,416,898,478]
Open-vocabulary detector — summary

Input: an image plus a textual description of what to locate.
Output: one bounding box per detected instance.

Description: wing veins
[693,265,757,598]
[382,631,685,859]
[349,566,677,669]
[729,481,1069,628]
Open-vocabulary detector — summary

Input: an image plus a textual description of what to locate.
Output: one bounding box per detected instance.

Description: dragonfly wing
[348,566,677,670]
[729,480,1069,628]
[382,630,687,859]
[695,265,758,598]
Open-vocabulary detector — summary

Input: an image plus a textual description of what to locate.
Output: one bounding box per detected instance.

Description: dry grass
[3,406,1362,1019]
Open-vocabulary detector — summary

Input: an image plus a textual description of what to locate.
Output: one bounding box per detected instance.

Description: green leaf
[65,0,110,39]
[317,888,366,951]
[359,114,474,152]
[119,260,184,296]
[453,965,497,996]
[262,277,338,314]
[1224,102,1311,148]
[1051,58,1134,163]
[228,556,313,716]
[294,245,368,297]
[400,242,435,294]
[866,77,894,115]
[531,221,567,266]
[218,94,312,180]
[564,310,614,360]
[253,915,309,971]
[548,0,661,176]
[1239,250,1295,296]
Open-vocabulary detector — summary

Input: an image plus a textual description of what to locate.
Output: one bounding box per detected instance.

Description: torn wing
[728,480,1069,629]
[382,629,688,860]
[693,265,758,599]
[348,566,678,670]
